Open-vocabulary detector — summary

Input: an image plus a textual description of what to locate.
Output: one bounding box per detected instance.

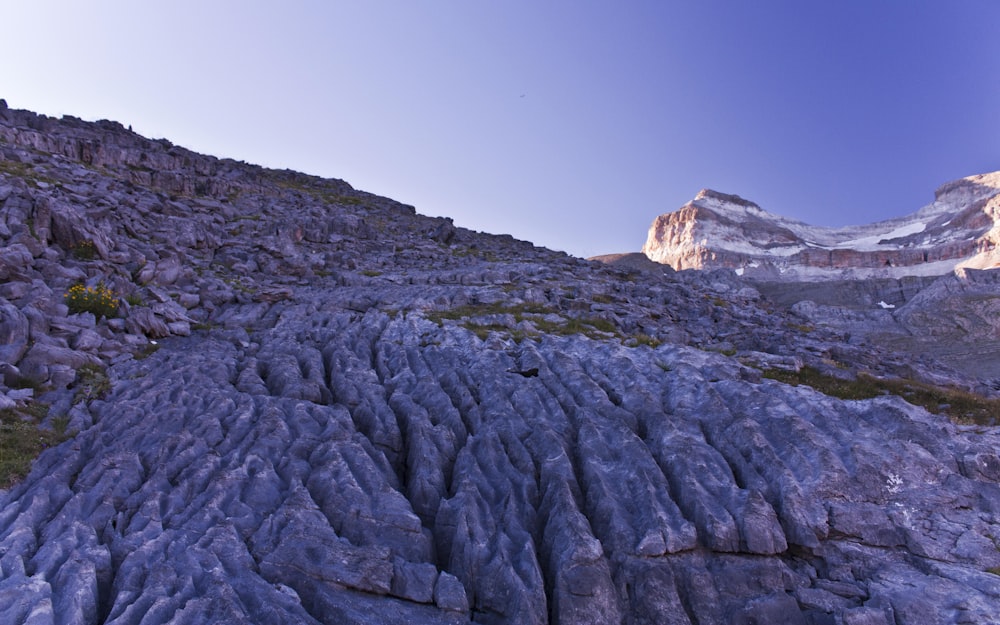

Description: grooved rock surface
[2,314,999,624]
[1,104,999,624]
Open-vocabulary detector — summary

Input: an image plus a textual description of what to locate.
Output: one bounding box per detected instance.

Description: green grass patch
[0,405,68,488]
[763,367,880,401]
[0,159,60,187]
[426,302,555,326]
[360,270,383,277]
[427,302,624,342]
[762,366,1000,426]
[327,194,369,206]
[450,247,500,262]
[787,322,815,333]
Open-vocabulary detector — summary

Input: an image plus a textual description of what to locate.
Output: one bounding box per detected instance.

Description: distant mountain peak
[642,173,1000,280]
[694,189,761,209]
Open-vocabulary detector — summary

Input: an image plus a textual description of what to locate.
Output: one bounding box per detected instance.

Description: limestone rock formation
[1,103,999,624]
[641,178,1000,280]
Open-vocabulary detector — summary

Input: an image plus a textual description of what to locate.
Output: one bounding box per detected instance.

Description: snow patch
[877,301,896,309]
[837,221,927,251]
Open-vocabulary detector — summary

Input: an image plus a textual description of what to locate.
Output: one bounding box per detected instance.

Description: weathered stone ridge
[0,103,998,624]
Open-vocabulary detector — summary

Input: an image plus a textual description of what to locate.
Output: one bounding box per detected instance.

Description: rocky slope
[1,101,999,624]
[641,177,1000,280]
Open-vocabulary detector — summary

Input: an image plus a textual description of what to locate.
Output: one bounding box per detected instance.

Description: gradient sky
[3,1,998,258]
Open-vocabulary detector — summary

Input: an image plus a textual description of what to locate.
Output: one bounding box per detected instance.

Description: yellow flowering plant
[64,283,119,318]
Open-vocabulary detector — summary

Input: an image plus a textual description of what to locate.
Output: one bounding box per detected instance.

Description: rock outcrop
[641,178,1000,280]
[1,104,999,624]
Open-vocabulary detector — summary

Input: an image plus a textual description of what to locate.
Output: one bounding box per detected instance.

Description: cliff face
[1,103,1000,625]
[642,177,1000,280]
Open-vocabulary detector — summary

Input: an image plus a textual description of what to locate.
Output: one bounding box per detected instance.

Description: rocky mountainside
[1,101,999,625]
[641,177,1000,280]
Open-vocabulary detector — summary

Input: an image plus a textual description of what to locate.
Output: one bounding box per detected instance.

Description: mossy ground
[427,303,655,345]
[763,366,1000,426]
[0,406,69,488]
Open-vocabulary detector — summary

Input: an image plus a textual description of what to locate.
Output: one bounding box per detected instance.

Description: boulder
[0,301,30,363]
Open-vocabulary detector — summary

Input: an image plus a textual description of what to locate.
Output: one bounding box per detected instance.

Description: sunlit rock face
[642,174,1000,280]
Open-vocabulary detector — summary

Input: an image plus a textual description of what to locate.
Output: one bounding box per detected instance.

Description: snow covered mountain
[642,171,1000,280]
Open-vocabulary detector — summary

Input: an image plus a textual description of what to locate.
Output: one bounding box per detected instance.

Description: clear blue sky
[3,1,998,258]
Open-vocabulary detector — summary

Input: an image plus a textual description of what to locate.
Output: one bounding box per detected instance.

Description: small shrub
[73,364,111,403]
[133,342,161,360]
[125,292,143,307]
[632,333,662,348]
[69,240,98,260]
[65,283,119,318]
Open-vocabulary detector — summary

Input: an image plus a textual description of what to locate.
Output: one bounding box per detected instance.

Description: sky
[2,1,998,258]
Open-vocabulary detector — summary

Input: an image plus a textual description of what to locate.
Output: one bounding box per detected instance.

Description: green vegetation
[133,342,161,360]
[73,364,111,403]
[267,172,372,208]
[0,159,60,187]
[786,322,815,334]
[125,292,144,307]
[427,302,552,326]
[451,246,501,262]
[10,375,45,394]
[230,213,262,222]
[327,194,369,206]
[69,240,98,260]
[0,404,68,488]
[360,270,383,277]
[632,334,662,348]
[762,366,1000,426]
[426,302,630,343]
[65,283,119,318]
